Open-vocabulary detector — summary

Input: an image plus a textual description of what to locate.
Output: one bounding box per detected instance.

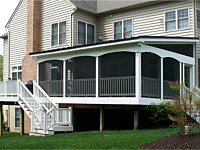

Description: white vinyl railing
[33,81,56,111]
[18,80,41,111]
[0,80,18,96]
[55,107,72,126]
[142,77,160,98]
[43,107,73,134]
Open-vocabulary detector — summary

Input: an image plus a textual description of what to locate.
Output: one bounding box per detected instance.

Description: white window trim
[77,20,96,45]
[113,18,133,40]
[14,106,20,129]
[164,7,190,32]
[51,21,67,47]
[197,9,200,30]
[11,65,22,80]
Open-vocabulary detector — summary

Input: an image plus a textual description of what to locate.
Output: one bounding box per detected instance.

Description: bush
[148,102,174,127]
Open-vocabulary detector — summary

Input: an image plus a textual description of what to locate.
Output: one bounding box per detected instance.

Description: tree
[168,81,196,136]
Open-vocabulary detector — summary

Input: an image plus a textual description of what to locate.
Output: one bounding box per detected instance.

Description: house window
[78,21,95,45]
[114,19,132,40]
[165,11,176,31]
[165,8,189,31]
[51,21,66,46]
[178,9,189,29]
[12,66,22,80]
[15,107,20,128]
[197,9,200,29]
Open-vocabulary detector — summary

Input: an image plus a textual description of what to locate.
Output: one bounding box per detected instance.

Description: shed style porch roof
[30,36,199,57]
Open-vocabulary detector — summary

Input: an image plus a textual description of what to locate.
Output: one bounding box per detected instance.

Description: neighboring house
[0,0,200,135]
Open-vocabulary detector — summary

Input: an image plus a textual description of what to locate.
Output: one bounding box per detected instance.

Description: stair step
[29,132,50,136]
[53,125,73,132]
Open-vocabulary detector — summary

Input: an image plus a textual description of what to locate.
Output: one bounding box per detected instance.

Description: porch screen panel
[141,53,160,98]
[67,57,96,97]
[163,58,179,99]
[39,60,63,97]
[100,52,135,97]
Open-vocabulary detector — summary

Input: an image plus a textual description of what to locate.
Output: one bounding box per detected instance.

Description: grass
[0,128,178,149]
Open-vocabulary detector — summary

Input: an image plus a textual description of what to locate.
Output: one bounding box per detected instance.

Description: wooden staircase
[17,80,73,136]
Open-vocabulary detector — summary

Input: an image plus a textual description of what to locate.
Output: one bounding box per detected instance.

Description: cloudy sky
[0,0,20,55]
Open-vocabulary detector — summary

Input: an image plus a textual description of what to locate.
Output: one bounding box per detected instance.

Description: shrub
[148,102,174,127]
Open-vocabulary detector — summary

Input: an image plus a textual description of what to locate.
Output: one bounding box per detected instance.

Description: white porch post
[180,62,182,97]
[96,57,99,98]
[190,65,195,89]
[63,60,66,98]
[135,52,141,101]
[183,63,185,85]
[160,58,163,100]
[37,63,39,82]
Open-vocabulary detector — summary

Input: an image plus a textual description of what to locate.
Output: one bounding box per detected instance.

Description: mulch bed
[141,132,200,149]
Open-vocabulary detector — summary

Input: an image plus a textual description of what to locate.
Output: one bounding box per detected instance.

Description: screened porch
[38,52,180,99]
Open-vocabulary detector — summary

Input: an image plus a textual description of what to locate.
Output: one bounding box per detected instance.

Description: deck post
[160,58,163,100]
[20,107,24,136]
[134,109,138,130]
[96,57,99,98]
[0,103,3,136]
[135,53,141,101]
[100,105,104,132]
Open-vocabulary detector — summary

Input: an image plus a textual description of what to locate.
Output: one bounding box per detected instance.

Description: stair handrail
[194,87,200,95]
[33,81,56,110]
[183,86,200,99]
[18,80,41,111]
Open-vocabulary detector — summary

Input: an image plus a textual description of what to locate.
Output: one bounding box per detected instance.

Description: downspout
[71,7,77,47]
[194,0,197,37]
[8,30,11,79]
[193,0,198,87]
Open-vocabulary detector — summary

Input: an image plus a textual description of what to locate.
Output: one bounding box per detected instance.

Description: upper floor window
[78,21,95,45]
[197,9,200,29]
[114,19,132,40]
[165,8,189,31]
[12,66,22,80]
[51,21,66,46]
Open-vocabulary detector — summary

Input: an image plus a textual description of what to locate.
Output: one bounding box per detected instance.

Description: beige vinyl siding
[9,0,27,68]
[3,38,9,81]
[97,1,194,41]
[40,0,75,51]
[73,10,97,46]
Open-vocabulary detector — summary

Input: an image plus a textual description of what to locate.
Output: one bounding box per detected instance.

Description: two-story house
[0,0,200,136]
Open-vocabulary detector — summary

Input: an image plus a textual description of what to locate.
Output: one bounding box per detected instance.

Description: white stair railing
[33,81,56,110]
[183,86,200,123]
[18,80,41,112]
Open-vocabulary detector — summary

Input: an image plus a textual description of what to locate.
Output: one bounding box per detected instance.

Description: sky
[0,0,20,55]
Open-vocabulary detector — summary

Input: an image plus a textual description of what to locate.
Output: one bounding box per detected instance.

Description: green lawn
[0,128,177,149]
